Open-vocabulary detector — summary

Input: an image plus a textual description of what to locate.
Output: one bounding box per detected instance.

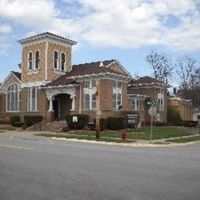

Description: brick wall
[21,41,72,83]
[21,42,46,82]
[70,79,129,122]
[168,99,193,121]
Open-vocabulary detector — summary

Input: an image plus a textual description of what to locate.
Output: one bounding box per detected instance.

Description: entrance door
[53,99,60,120]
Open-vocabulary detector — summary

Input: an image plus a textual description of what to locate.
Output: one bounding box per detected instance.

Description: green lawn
[67,126,190,140]
[36,126,191,142]
[36,133,135,143]
[166,135,200,143]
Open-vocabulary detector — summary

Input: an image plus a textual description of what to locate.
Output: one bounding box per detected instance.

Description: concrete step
[42,121,68,132]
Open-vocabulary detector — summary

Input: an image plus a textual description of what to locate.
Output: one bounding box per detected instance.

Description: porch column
[48,96,53,111]
[47,96,54,122]
[70,94,75,111]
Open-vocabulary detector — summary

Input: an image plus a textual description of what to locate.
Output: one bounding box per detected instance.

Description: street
[0,132,200,200]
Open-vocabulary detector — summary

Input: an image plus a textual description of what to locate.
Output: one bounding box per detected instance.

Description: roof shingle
[131,76,163,85]
[47,60,127,87]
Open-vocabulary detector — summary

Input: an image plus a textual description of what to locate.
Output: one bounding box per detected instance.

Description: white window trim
[157,89,164,111]
[27,87,38,112]
[27,51,40,73]
[35,49,40,70]
[83,80,96,110]
[113,81,122,110]
[60,52,66,72]
[53,50,59,70]
[27,51,33,70]
[6,84,21,112]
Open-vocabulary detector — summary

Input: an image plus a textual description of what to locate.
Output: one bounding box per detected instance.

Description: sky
[0,0,200,85]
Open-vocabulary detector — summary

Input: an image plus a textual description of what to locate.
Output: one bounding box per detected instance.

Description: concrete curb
[51,137,200,147]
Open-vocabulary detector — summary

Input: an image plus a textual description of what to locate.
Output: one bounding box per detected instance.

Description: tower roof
[18,32,77,46]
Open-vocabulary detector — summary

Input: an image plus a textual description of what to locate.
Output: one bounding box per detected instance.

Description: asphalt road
[0,132,200,200]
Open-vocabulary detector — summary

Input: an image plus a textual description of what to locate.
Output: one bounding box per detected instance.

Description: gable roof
[131,76,163,85]
[67,60,125,77]
[18,32,77,46]
[0,71,21,91]
[47,60,130,87]
[12,71,21,81]
[47,76,77,87]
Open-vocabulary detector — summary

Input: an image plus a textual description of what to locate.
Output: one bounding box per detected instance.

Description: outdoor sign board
[126,113,139,128]
[72,116,78,123]
[148,106,157,117]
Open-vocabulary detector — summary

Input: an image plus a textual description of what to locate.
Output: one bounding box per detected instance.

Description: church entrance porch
[45,86,76,122]
[53,94,72,120]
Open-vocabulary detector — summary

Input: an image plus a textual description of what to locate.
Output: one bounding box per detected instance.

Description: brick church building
[0,32,167,124]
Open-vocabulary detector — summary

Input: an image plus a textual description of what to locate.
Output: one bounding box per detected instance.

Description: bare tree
[175,55,200,107]
[175,55,197,90]
[146,50,173,84]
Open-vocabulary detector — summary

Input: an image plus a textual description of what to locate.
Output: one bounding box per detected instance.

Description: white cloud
[0,0,199,52]
[0,23,12,55]
[0,24,12,34]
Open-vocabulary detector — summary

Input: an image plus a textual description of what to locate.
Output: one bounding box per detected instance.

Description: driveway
[0,131,200,200]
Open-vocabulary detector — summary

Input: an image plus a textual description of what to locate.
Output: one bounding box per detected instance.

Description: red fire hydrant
[121,130,128,141]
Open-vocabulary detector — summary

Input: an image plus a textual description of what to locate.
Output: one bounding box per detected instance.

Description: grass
[35,126,191,143]
[66,126,190,140]
[0,124,15,131]
[36,133,136,143]
[166,135,200,143]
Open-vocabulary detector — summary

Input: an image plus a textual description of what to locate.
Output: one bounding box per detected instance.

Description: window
[157,90,164,111]
[60,53,65,71]
[84,94,90,109]
[6,84,20,112]
[132,99,140,111]
[35,50,40,69]
[28,87,38,111]
[28,52,33,70]
[83,80,96,109]
[54,51,59,69]
[113,81,122,110]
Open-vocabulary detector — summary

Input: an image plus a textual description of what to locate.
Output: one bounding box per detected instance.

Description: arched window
[61,53,65,71]
[28,52,33,70]
[35,50,40,69]
[113,81,122,110]
[54,51,59,69]
[7,84,20,112]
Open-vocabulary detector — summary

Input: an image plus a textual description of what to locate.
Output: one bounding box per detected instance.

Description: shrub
[183,121,198,128]
[94,118,108,131]
[14,121,24,127]
[155,122,166,126]
[167,105,183,126]
[107,117,125,130]
[24,115,43,127]
[100,118,108,130]
[65,114,89,129]
[10,115,21,126]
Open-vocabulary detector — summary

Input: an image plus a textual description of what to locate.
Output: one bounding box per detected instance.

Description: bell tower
[18,32,77,86]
